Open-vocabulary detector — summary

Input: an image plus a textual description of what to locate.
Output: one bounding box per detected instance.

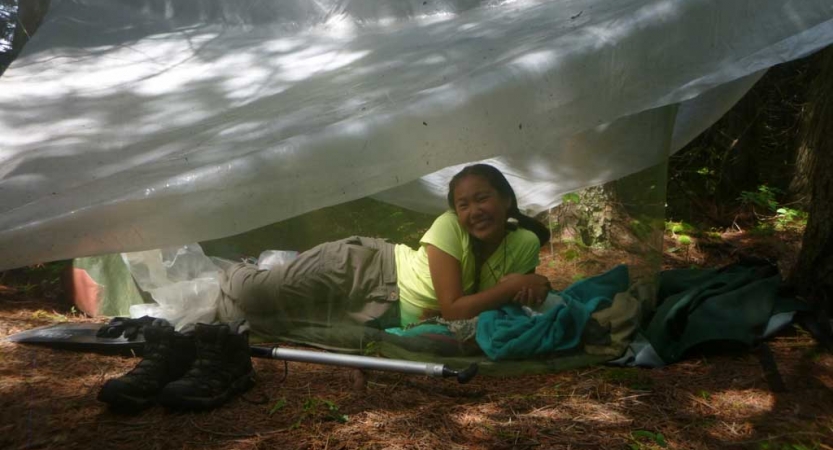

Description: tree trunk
[550,185,618,248]
[548,174,663,256]
[0,0,50,77]
[788,46,833,310]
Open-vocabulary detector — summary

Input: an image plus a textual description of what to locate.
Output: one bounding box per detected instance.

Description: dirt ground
[1,230,832,450]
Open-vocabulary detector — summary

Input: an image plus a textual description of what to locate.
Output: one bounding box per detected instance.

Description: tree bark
[788,46,833,310]
[548,177,662,256]
[0,0,50,77]
[550,185,617,248]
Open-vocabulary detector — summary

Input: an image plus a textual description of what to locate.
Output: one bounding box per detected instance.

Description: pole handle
[442,363,479,384]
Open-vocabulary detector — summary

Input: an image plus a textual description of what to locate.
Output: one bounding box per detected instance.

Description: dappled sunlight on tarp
[374,105,678,214]
[0,0,832,270]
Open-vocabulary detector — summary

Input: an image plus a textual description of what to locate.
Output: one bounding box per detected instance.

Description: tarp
[1,0,832,270]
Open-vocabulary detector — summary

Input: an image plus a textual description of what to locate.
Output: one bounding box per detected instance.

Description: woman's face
[452,174,511,244]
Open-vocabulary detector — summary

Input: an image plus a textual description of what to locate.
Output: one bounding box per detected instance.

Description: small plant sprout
[268,397,287,416]
[628,430,668,449]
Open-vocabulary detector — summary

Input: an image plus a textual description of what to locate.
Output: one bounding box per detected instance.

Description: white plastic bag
[123,244,221,331]
[257,250,299,270]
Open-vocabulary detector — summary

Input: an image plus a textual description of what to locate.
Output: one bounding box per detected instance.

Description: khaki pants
[217,237,399,338]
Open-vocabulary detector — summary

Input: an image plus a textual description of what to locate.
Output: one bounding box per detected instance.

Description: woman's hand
[500,273,550,306]
[427,245,552,320]
[512,286,546,306]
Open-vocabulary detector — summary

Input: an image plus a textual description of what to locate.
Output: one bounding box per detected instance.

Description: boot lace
[124,334,171,386]
[182,335,231,389]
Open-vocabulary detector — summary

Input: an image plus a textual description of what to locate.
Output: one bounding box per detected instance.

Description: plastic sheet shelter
[0,0,831,270]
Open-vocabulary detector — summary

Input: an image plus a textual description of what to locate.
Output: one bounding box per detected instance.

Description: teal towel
[476,265,630,360]
[385,324,454,338]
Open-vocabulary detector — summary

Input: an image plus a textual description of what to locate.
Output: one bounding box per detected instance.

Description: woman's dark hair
[447,164,550,247]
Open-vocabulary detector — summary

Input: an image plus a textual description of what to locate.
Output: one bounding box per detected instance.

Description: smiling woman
[217,164,551,337]
[398,164,552,323]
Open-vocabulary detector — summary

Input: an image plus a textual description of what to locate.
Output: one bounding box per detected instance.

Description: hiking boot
[97,320,196,412]
[158,322,255,410]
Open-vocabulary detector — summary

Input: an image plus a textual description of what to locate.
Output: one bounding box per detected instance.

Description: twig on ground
[188,418,290,438]
[687,393,718,411]
[618,393,653,402]
[577,367,603,377]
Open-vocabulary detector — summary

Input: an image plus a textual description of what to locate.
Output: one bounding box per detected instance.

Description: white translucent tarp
[1,0,831,271]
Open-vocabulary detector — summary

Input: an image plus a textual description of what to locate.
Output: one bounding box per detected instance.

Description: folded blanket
[584,291,641,357]
[476,265,630,360]
[646,261,809,363]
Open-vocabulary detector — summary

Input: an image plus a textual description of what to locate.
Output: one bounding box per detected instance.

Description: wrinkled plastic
[257,250,299,271]
[123,244,221,331]
[1,0,832,270]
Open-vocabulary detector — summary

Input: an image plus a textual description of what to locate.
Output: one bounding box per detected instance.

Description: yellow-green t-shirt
[394,211,541,326]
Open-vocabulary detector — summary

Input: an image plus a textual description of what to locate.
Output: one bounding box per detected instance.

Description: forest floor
[1,227,832,450]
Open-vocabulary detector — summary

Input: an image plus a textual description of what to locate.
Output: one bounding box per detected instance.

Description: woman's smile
[470,215,493,231]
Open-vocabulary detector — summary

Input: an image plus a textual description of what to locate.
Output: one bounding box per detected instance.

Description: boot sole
[158,370,255,410]
[97,388,156,412]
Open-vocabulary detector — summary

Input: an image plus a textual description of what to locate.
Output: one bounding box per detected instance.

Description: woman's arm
[427,245,549,320]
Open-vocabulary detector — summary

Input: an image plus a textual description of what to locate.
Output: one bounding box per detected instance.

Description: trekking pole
[250,346,478,384]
